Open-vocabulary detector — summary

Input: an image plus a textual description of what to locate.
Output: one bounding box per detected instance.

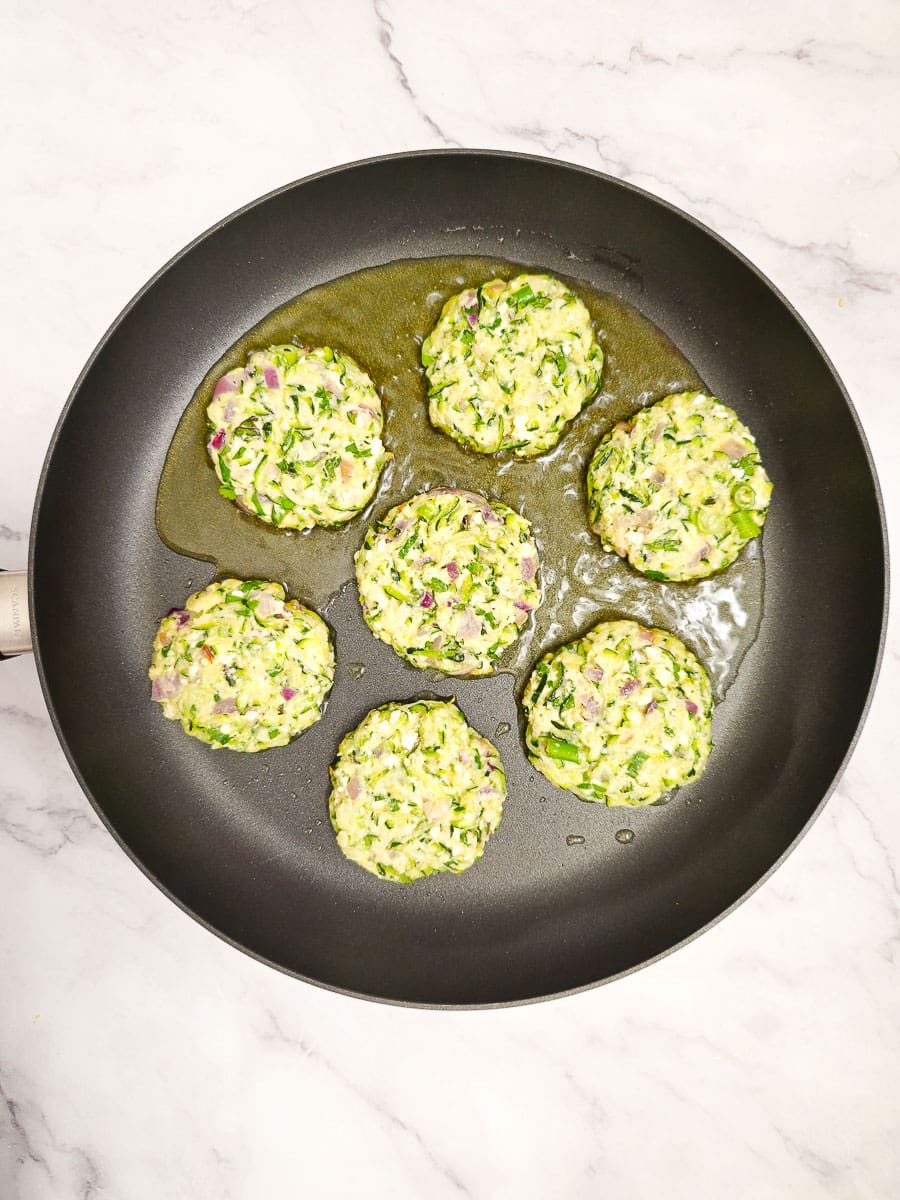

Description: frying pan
[3,150,887,1007]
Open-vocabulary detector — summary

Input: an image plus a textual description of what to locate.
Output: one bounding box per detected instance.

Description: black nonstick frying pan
[8,151,887,1007]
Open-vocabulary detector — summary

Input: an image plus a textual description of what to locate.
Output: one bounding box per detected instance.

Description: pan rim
[28,148,890,1009]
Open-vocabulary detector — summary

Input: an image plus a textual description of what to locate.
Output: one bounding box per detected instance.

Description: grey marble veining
[1,0,898,1196]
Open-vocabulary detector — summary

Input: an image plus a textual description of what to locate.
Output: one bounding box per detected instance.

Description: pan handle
[0,570,32,658]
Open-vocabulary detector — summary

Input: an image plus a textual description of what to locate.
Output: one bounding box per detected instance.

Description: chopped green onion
[736,453,757,476]
[510,282,535,306]
[731,483,756,509]
[384,585,416,604]
[626,750,649,779]
[730,509,761,538]
[545,736,580,763]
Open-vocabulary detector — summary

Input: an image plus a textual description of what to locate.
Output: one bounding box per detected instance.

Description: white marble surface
[1,0,898,1195]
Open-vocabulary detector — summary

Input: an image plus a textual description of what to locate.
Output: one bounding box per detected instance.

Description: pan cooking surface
[30,153,886,1005]
[158,254,763,700]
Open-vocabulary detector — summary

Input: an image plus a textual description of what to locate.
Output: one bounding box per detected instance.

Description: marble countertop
[2,1,898,1196]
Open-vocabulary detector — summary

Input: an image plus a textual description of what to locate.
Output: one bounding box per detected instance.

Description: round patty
[329,700,505,883]
[149,578,334,752]
[523,619,713,806]
[355,487,542,676]
[207,343,387,530]
[586,391,772,581]
[421,273,603,457]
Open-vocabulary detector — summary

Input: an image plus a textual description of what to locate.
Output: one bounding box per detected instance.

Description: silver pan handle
[0,570,32,658]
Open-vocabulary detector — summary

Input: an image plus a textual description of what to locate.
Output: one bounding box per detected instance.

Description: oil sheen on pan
[156,256,765,741]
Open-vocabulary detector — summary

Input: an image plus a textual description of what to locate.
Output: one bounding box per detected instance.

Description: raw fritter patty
[523,619,713,806]
[329,700,505,882]
[355,487,542,676]
[586,391,772,581]
[149,578,334,751]
[206,343,387,530]
[421,273,603,457]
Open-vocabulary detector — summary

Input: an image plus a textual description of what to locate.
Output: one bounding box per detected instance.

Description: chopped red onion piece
[263,367,279,389]
[446,561,459,581]
[210,429,226,452]
[421,590,434,608]
[521,557,537,582]
[645,698,659,715]
[213,376,235,397]
[583,666,604,682]
[346,773,362,800]
[685,700,698,715]
[212,697,237,715]
[513,600,531,611]
[151,673,184,701]
[281,687,297,701]
[166,608,190,626]
[619,678,640,696]
[458,609,480,638]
